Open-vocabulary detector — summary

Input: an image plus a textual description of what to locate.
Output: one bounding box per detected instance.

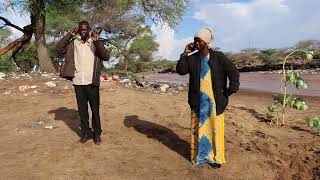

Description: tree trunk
[122,51,129,75]
[123,54,129,75]
[31,0,56,73]
[124,58,128,75]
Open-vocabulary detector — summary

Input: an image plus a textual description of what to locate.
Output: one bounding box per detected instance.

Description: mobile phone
[189,43,197,52]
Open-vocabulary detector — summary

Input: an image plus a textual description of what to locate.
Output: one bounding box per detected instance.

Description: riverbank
[144,71,320,97]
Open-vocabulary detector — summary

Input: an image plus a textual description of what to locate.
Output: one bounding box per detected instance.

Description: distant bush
[103,59,177,74]
[227,52,261,67]
[259,49,281,64]
[149,59,177,72]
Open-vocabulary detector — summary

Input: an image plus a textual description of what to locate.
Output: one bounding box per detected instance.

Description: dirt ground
[0,76,319,180]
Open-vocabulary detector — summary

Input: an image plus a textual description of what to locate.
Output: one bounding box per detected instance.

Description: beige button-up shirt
[73,36,96,85]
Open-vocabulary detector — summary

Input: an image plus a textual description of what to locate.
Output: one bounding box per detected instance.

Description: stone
[177,86,184,91]
[45,81,57,87]
[0,72,5,79]
[160,84,170,92]
[41,74,49,77]
[3,91,11,95]
[120,79,130,84]
[44,125,54,129]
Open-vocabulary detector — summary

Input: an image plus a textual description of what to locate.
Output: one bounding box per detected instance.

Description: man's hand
[183,43,194,56]
[69,27,78,36]
[91,30,100,41]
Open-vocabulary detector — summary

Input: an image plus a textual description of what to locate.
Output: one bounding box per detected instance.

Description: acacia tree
[84,0,187,73]
[129,33,159,62]
[1,0,188,73]
[0,0,83,72]
[103,16,151,73]
[45,0,84,42]
[107,25,159,73]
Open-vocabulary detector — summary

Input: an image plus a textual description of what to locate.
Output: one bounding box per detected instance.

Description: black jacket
[176,49,240,115]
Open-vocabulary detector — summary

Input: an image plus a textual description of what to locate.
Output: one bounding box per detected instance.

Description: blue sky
[152,0,320,60]
[1,0,320,61]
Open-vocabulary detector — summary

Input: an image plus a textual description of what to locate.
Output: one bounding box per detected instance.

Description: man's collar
[75,35,93,44]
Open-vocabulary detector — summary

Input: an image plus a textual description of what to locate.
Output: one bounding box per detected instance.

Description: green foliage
[129,35,159,62]
[0,28,15,72]
[87,0,189,28]
[0,28,12,47]
[268,103,277,113]
[286,96,308,110]
[306,51,314,60]
[272,94,285,105]
[104,19,159,72]
[285,70,307,89]
[15,42,38,72]
[2,0,188,73]
[267,49,313,125]
[270,94,307,110]
[150,59,177,71]
[137,0,189,28]
[127,60,145,73]
[0,53,16,72]
[111,60,146,73]
[45,0,84,40]
[104,59,177,74]
[259,49,280,64]
[305,117,320,135]
[83,0,188,72]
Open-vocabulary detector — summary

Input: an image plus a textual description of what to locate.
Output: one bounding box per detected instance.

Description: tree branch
[0,16,24,32]
[0,25,33,57]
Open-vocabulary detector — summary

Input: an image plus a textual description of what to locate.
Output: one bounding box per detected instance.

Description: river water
[144,72,320,97]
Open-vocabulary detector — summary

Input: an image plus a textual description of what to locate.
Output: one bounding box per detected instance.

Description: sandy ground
[0,77,319,180]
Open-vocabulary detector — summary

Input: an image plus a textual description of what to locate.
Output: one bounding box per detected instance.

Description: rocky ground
[0,72,319,180]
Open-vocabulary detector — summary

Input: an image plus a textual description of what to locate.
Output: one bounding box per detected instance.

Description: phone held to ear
[189,43,197,52]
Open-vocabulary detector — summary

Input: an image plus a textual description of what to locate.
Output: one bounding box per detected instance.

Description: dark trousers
[74,84,102,136]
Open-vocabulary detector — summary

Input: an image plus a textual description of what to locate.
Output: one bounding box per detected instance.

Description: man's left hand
[91,30,100,41]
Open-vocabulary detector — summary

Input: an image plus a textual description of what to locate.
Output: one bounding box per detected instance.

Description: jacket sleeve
[55,33,73,55]
[176,53,189,75]
[220,52,240,96]
[93,40,110,61]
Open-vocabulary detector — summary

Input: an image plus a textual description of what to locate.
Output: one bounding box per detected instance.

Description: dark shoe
[93,135,102,145]
[79,134,92,143]
[209,163,221,169]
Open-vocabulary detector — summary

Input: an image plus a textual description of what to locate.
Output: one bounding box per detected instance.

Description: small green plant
[305,117,320,135]
[267,49,314,125]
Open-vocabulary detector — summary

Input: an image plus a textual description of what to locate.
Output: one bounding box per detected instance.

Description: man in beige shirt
[56,21,110,145]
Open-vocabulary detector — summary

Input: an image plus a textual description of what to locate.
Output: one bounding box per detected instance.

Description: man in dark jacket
[55,21,110,145]
[176,27,239,167]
